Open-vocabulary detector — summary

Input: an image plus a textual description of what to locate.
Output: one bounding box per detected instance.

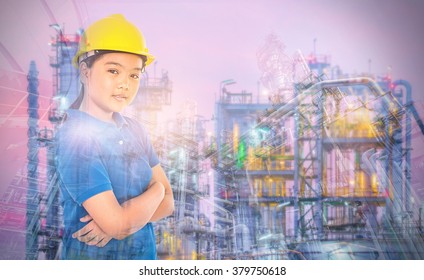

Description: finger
[75,233,96,243]
[72,223,94,238]
[72,227,92,238]
[86,236,103,246]
[96,237,112,248]
[80,215,93,222]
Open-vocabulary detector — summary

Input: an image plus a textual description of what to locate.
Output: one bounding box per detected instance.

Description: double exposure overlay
[1,1,424,260]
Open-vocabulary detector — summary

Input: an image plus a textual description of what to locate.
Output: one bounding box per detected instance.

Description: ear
[79,62,90,84]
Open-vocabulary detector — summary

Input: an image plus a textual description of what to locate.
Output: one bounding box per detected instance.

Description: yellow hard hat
[73,14,155,68]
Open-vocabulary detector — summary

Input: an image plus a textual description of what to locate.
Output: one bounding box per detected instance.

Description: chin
[111,105,128,113]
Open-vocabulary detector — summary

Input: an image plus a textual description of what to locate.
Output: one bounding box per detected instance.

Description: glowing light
[259,233,273,240]
[233,123,239,154]
[236,139,246,169]
[277,201,290,209]
[61,96,67,105]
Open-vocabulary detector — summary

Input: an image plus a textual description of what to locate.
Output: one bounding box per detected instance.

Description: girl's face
[80,52,144,122]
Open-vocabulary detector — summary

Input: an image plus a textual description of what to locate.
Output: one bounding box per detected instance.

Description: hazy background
[1,0,424,198]
[1,0,424,116]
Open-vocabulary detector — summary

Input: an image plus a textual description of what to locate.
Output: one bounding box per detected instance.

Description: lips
[112,95,128,102]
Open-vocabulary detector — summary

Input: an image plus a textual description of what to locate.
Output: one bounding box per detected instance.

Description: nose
[118,77,130,91]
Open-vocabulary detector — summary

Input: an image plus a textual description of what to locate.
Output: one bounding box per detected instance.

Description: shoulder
[123,116,150,136]
[55,112,98,148]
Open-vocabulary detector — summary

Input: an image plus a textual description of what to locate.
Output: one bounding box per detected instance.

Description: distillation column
[25,61,40,260]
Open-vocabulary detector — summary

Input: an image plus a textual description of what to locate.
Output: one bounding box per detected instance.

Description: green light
[236,139,246,169]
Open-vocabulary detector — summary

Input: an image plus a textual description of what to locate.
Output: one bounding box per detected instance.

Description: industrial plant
[1,24,424,260]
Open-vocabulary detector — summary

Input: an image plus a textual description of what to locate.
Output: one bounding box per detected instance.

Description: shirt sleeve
[56,131,112,206]
[127,118,160,167]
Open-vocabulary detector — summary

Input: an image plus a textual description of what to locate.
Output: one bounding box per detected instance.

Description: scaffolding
[6,28,423,260]
[20,25,80,260]
[153,101,214,260]
[213,37,424,259]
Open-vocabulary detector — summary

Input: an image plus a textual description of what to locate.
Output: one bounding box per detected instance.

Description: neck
[79,98,114,124]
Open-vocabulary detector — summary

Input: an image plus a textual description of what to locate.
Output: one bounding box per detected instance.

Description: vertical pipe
[215,101,222,198]
[392,80,424,258]
[26,61,40,260]
[354,150,361,196]
[316,91,324,239]
[391,94,404,229]
[293,85,300,240]
[393,80,411,214]
[380,91,393,234]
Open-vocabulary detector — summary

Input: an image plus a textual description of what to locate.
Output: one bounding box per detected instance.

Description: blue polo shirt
[55,109,160,260]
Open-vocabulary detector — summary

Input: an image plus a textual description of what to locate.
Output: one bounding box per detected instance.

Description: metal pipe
[196,195,237,257]
[266,77,402,126]
[293,86,300,240]
[26,61,40,260]
[392,80,411,213]
[308,77,385,96]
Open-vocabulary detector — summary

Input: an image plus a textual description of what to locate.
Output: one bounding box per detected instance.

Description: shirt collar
[66,109,128,129]
[112,111,128,128]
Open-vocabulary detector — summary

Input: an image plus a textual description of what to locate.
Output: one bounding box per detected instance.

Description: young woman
[55,14,174,260]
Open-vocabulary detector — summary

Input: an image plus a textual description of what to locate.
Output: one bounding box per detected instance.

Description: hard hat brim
[72,50,155,69]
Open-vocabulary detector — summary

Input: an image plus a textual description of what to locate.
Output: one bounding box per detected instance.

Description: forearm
[149,192,174,222]
[148,164,174,222]
[83,182,164,240]
[116,182,165,239]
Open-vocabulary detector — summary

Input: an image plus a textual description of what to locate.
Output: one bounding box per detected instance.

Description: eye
[131,74,140,80]
[107,69,119,75]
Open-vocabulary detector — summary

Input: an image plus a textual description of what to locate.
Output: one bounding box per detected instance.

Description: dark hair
[69,51,147,109]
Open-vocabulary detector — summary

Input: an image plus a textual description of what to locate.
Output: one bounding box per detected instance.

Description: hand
[72,214,113,247]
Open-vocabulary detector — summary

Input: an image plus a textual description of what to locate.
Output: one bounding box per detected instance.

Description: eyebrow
[104,61,144,72]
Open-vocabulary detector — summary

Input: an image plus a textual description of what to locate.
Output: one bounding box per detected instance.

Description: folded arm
[149,164,174,222]
[79,180,165,240]
[73,164,174,244]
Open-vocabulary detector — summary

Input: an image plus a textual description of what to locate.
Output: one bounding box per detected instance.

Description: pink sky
[1,0,424,119]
